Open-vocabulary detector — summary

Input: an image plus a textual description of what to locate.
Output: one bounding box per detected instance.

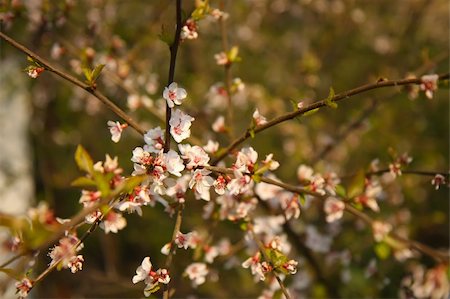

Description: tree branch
[0,31,146,136]
[211,73,450,165]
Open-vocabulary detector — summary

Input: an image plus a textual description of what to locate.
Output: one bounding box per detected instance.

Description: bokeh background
[0,0,448,298]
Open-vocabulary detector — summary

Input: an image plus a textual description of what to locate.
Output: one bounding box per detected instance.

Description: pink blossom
[213,175,228,195]
[420,74,439,99]
[431,174,446,190]
[214,52,229,66]
[372,220,392,242]
[324,197,345,223]
[68,255,84,273]
[132,257,170,295]
[175,231,195,249]
[203,140,219,154]
[184,263,208,287]
[48,234,83,271]
[189,169,214,201]
[283,259,299,274]
[107,120,128,143]
[169,109,194,143]
[212,115,226,132]
[181,19,199,40]
[253,109,268,126]
[15,277,33,298]
[163,82,187,108]
[234,147,258,173]
[143,127,165,153]
[178,144,210,169]
[100,211,127,234]
[26,66,45,78]
[242,252,265,281]
[164,150,185,177]
[227,170,252,195]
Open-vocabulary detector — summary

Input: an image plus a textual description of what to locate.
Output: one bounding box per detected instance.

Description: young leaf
[227,46,240,62]
[303,108,319,116]
[82,67,92,83]
[324,87,338,109]
[71,176,97,188]
[90,64,105,82]
[75,145,94,175]
[347,170,365,199]
[93,171,111,197]
[374,242,391,260]
[117,175,146,194]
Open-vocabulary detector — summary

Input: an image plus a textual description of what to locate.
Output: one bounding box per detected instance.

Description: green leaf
[82,67,92,82]
[191,0,210,21]
[266,248,288,268]
[116,175,146,194]
[71,176,97,188]
[374,242,391,260]
[90,64,105,82]
[92,171,111,197]
[335,184,347,198]
[227,46,240,62]
[303,108,319,116]
[347,170,365,199]
[249,128,255,138]
[298,193,306,206]
[252,174,261,183]
[158,24,174,46]
[144,284,161,295]
[324,87,338,109]
[75,145,94,175]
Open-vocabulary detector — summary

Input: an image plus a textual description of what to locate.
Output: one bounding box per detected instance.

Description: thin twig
[211,73,450,165]
[0,31,146,136]
[164,0,183,152]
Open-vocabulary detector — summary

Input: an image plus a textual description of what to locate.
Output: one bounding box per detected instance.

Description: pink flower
[242,252,265,281]
[184,263,208,287]
[15,277,33,298]
[214,52,229,66]
[163,82,187,108]
[420,74,439,99]
[132,257,171,295]
[100,211,127,234]
[107,120,128,143]
[213,175,228,195]
[283,259,299,274]
[252,109,267,126]
[144,127,165,153]
[164,150,185,177]
[431,174,446,190]
[189,169,214,201]
[372,221,392,242]
[26,66,45,78]
[48,234,83,271]
[68,255,84,273]
[234,147,258,173]
[174,231,196,249]
[227,170,252,195]
[324,197,345,223]
[169,109,194,143]
[203,140,219,154]
[212,115,226,132]
[180,19,198,40]
[178,144,210,169]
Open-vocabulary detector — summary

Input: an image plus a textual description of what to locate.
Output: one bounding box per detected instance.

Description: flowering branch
[248,225,292,299]
[211,73,450,165]
[0,31,146,136]
[164,0,183,152]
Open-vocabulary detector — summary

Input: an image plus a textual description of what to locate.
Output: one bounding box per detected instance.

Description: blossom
[15,277,33,298]
[242,252,265,281]
[164,150,185,177]
[132,257,170,296]
[174,231,196,250]
[212,115,226,132]
[204,245,219,263]
[107,120,128,143]
[234,147,258,172]
[262,153,280,171]
[356,179,382,212]
[144,127,165,153]
[227,170,252,195]
[189,169,214,201]
[210,8,229,20]
[178,144,210,169]
[181,19,198,40]
[324,197,345,223]
[68,255,84,273]
[185,263,208,287]
[252,109,267,126]
[297,165,314,182]
[280,192,301,220]
[213,175,228,195]
[48,234,83,271]
[203,140,219,154]
[283,259,299,275]
[420,74,439,99]
[26,66,45,78]
[169,109,194,143]
[163,82,187,108]
[214,51,229,66]
[100,211,127,234]
[431,174,446,190]
[372,221,392,242]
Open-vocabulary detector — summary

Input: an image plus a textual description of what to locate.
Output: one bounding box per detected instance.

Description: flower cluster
[48,233,84,273]
[132,257,170,296]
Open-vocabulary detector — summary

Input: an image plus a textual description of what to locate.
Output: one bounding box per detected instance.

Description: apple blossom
[48,234,83,271]
[100,211,127,234]
[132,257,170,296]
[234,147,258,173]
[203,140,219,154]
[253,109,267,126]
[214,51,229,66]
[212,115,226,132]
[163,82,187,108]
[164,150,185,177]
[15,277,33,298]
[213,175,228,195]
[180,19,198,40]
[178,144,210,169]
[242,252,266,281]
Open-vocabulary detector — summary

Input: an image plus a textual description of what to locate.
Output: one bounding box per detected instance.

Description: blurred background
[0,0,448,298]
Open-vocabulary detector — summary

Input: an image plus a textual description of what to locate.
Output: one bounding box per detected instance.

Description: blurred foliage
[0,0,448,298]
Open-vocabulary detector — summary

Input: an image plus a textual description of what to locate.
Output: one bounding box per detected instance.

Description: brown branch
[164,0,183,152]
[0,31,146,136]
[162,204,184,299]
[211,73,450,165]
